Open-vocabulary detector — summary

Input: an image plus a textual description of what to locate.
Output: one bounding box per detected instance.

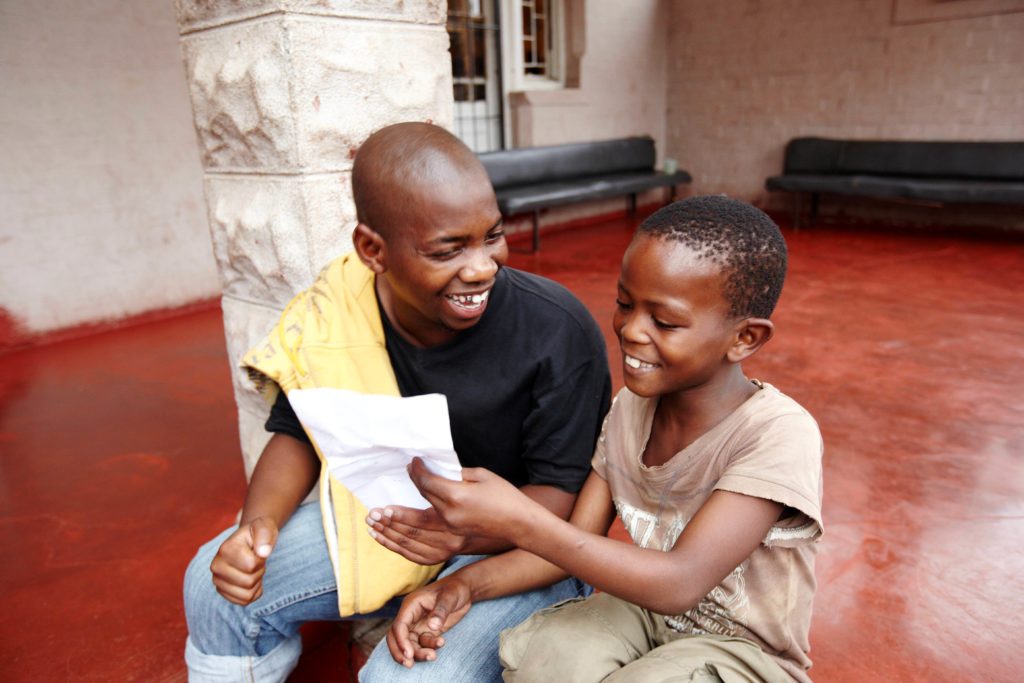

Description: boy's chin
[623,377,660,397]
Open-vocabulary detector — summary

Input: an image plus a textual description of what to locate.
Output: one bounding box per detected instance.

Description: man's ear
[727,318,774,363]
[353,223,387,273]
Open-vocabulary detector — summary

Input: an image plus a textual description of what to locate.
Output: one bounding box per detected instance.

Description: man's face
[612,235,740,398]
[375,168,507,347]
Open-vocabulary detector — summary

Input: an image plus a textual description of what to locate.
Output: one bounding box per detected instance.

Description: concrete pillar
[174,1,453,476]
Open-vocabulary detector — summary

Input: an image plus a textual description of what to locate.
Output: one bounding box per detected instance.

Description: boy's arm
[209,433,319,605]
[385,470,616,667]
[410,458,782,616]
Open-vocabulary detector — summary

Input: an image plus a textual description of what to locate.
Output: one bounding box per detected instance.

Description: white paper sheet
[287,388,462,510]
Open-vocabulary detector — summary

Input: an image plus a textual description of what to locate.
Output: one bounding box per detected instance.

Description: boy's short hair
[637,195,788,318]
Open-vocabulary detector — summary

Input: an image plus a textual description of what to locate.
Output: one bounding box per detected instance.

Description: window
[503,0,566,90]
[447,0,504,152]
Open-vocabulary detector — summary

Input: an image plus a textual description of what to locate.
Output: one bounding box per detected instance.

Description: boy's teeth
[625,355,653,369]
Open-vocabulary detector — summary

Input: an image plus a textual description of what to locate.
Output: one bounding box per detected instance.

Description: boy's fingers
[250,518,278,559]
[407,459,458,508]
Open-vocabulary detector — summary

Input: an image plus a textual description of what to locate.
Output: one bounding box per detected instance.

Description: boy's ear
[727,318,774,363]
[353,223,387,274]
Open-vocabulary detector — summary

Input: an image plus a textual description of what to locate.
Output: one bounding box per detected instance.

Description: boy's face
[375,167,506,347]
[613,235,741,398]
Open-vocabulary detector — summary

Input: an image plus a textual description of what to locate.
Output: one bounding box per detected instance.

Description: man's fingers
[249,517,278,559]
[368,505,446,531]
[416,631,445,651]
[388,625,414,667]
[211,559,266,589]
[366,525,444,565]
[212,576,264,605]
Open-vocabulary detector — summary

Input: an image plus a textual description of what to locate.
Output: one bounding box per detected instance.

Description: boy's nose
[618,313,650,344]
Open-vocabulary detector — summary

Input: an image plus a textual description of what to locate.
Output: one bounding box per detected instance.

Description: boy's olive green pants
[499,592,792,683]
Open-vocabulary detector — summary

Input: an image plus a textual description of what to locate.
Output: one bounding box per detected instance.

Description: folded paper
[287,388,462,510]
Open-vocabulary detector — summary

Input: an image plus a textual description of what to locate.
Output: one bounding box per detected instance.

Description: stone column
[174,1,453,477]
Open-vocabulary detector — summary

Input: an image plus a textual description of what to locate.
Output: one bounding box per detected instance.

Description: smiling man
[182,122,611,683]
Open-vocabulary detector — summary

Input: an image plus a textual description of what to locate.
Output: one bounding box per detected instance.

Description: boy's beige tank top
[592,383,824,682]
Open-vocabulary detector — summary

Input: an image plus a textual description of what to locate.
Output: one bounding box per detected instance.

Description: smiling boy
[373,196,824,682]
[182,122,610,683]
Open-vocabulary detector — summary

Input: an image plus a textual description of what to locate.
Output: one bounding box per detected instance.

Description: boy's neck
[646,368,758,465]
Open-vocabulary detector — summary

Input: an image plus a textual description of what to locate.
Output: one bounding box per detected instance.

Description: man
[183,122,611,682]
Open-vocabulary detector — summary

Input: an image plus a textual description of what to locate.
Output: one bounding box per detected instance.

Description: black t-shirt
[265,267,611,493]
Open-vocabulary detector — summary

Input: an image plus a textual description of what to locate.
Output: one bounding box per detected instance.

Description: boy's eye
[485,229,505,244]
[615,298,632,310]
[653,317,679,330]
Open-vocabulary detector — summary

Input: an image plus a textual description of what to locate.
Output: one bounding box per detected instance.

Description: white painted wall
[0,0,217,342]
[511,0,669,151]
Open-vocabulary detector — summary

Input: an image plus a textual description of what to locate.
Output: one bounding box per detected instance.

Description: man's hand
[386,576,473,668]
[209,517,279,605]
[365,506,468,565]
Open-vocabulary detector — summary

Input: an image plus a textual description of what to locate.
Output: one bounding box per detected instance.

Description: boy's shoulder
[747,382,820,432]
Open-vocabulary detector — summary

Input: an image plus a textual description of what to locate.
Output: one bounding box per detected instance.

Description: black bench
[765,137,1024,227]
[478,136,691,251]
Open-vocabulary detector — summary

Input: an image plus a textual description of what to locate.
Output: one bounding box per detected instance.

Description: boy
[183,122,610,682]
[370,195,824,681]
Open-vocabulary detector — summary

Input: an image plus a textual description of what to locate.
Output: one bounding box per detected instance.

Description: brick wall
[665,0,1024,224]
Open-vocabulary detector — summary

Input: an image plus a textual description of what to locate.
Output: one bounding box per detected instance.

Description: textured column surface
[175,0,453,476]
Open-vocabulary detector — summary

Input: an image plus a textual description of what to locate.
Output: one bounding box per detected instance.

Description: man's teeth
[625,355,654,369]
[448,291,489,306]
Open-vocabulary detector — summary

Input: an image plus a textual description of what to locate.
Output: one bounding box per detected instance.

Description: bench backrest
[783,137,1024,180]
[478,137,657,189]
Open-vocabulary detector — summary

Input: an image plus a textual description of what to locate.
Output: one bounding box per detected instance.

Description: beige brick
[204,174,355,308]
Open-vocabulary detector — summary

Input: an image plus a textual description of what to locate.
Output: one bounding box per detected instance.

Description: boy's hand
[209,517,278,605]
[406,458,533,542]
[365,506,467,565]
[386,576,473,668]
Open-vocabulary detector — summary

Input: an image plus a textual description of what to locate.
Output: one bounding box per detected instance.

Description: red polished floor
[1,213,1022,682]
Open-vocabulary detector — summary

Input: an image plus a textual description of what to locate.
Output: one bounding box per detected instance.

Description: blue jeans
[184,502,590,682]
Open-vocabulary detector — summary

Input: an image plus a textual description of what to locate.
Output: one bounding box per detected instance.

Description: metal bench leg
[668,185,677,203]
[810,192,820,227]
[532,210,540,253]
[628,193,637,216]
[793,193,803,230]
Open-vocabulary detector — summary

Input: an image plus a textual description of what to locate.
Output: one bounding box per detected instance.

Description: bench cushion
[496,170,691,215]
[766,173,1024,205]
[479,137,661,189]
[781,137,1024,180]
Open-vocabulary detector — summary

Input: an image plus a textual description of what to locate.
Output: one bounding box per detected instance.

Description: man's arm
[366,483,575,564]
[209,433,319,605]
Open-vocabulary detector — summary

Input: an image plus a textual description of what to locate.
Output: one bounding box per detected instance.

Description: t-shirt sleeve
[264,389,312,445]
[520,338,612,494]
[715,410,824,547]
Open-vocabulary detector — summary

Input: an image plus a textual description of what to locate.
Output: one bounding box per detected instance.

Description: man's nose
[460,247,499,282]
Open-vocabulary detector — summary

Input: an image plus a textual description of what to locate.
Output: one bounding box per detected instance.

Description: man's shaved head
[352,122,489,237]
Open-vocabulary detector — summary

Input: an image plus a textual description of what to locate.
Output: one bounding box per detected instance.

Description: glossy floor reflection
[1,212,1022,682]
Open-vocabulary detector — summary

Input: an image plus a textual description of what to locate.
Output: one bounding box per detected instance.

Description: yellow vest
[242,253,442,616]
